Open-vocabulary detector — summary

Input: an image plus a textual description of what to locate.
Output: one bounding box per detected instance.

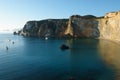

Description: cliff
[98,11,120,42]
[19,11,120,42]
[20,19,68,38]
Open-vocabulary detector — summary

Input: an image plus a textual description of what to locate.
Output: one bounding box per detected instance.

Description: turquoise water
[0,34,120,80]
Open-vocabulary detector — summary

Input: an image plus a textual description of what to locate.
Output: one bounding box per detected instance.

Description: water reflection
[1,34,120,80]
[66,39,116,80]
[98,40,120,80]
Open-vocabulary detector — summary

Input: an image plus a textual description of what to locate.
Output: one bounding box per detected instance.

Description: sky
[0,0,120,33]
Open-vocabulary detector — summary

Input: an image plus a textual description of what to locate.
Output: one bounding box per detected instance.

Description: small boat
[45,37,48,40]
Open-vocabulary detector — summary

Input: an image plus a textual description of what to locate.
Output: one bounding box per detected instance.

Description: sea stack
[60,44,69,50]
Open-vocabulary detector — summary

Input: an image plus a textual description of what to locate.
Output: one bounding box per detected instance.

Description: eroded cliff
[20,19,68,38]
[19,11,120,42]
[98,11,120,42]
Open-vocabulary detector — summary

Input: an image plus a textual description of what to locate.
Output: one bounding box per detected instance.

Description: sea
[0,34,120,80]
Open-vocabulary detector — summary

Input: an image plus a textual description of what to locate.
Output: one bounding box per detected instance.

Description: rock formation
[98,11,120,42]
[19,10,120,42]
[20,19,68,38]
[65,15,99,38]
[60,44,69,50]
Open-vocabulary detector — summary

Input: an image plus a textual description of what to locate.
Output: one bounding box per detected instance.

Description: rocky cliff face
[21,19,68,38]
[20,11,120,42]
[65,15,99,38]
[98,11,120,42]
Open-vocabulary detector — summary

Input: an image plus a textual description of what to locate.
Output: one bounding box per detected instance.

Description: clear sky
[0,0,120,33]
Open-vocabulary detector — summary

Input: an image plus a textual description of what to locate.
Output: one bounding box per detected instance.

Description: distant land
[0,29,11,33]
[15,10,120,43]
[0,28,21,33]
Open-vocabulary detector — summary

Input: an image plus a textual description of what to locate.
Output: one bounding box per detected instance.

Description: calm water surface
[0,34,120,80]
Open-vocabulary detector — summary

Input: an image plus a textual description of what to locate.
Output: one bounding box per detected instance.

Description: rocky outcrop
[21,19,68,38]
[65,15,99,38]
[19,11,120,42]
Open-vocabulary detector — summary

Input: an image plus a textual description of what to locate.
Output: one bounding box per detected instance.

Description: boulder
[60,44,69,50]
